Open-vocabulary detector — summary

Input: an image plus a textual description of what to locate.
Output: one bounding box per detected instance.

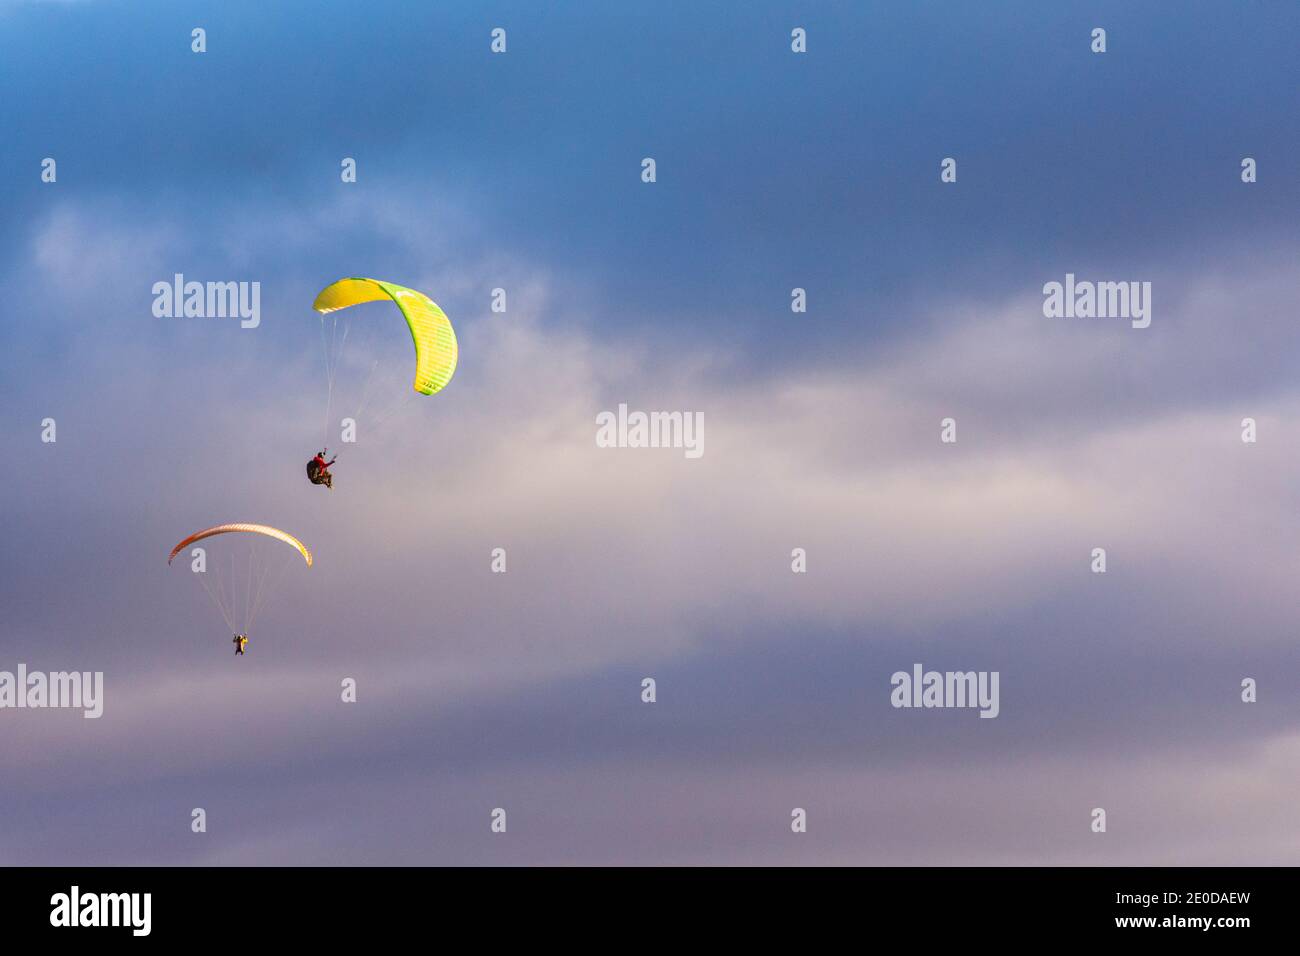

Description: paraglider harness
[306,449,336,489]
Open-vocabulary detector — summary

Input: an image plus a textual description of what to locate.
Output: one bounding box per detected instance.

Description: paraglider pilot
[233,634,248,655]
[306,448,337,489]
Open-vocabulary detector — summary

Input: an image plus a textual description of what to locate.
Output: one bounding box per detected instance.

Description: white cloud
[4,200,1298,869]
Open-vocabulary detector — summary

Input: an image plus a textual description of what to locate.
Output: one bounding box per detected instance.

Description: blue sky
[2,1,1298,864]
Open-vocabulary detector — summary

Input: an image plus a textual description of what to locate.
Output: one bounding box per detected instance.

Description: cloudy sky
[2,1,1297,864]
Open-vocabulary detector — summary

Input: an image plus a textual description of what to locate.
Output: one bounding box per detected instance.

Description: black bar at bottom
[0,866,1285,942]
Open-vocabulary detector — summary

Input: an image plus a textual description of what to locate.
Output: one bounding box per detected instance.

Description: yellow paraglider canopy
[312,278,458,395]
